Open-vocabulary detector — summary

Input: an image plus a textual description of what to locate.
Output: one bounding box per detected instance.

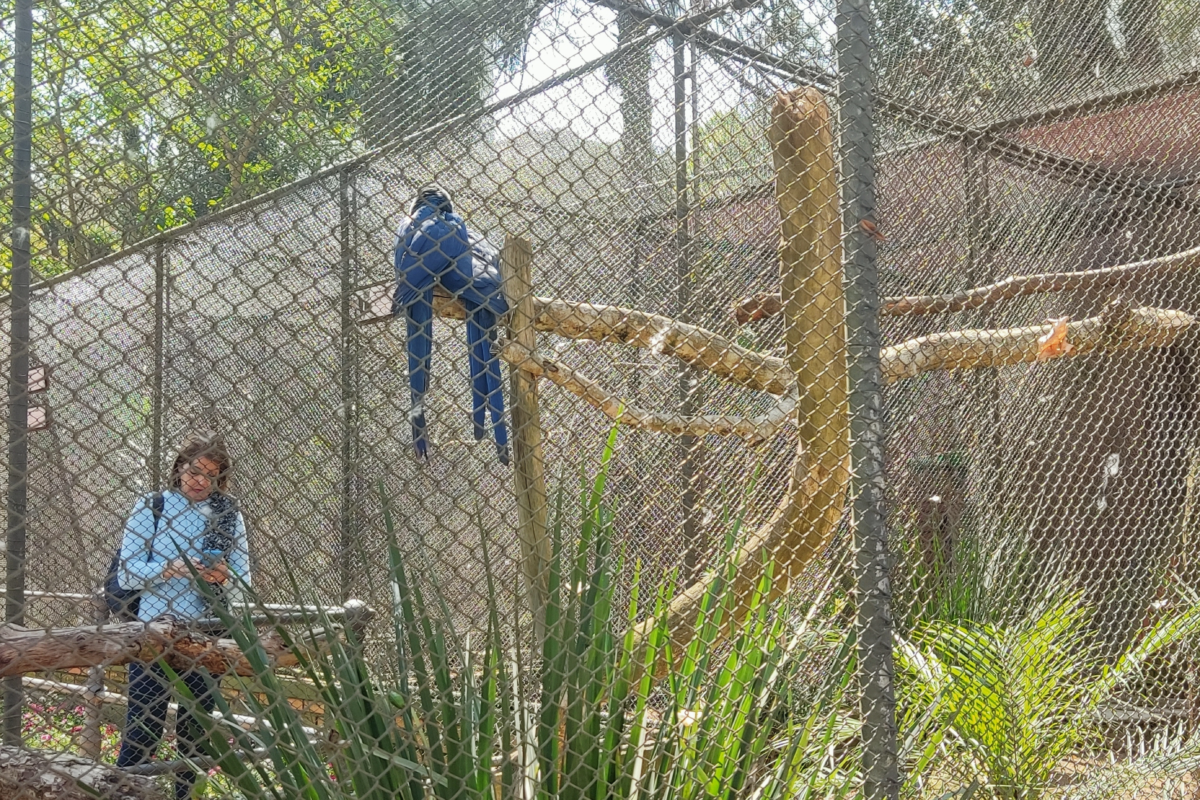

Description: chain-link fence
[4,0,1200,797]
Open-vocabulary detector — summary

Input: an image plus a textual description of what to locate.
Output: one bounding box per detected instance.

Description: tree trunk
[609,8,655,189]
[629,86,850,674]
[1119,0,1163,71]
[1033,0,1121,85]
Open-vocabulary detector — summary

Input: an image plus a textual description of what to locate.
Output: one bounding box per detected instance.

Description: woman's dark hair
[169,431,233,492]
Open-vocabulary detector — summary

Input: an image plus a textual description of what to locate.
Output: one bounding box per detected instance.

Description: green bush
[896,586,1200,799]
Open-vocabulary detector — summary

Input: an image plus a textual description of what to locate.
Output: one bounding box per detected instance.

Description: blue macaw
[392,187,510,464]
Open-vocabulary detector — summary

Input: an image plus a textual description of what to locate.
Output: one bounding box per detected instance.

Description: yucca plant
[895,586,1200,800]
[166,427,861,799]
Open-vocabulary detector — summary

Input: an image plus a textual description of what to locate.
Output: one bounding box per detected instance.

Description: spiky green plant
[168,427,860,799]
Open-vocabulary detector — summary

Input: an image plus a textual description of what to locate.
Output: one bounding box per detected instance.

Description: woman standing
[114,431,252,799]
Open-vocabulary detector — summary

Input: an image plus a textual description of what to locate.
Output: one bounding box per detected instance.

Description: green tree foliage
[3,0,548,279]
[872,0,1200,117]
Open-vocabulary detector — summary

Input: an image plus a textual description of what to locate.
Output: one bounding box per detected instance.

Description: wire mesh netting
[4,0,1200,797]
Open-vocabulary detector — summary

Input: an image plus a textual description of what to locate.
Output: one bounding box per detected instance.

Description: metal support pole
[337,169,357,603]
[151,242,166,488]
[4,0,35,745]
[622,218,649,533]
[836,0,900,798]
[674,29,701,576]
[964,145,1001,523]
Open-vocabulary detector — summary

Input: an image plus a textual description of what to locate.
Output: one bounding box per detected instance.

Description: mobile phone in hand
[200,549,224,568]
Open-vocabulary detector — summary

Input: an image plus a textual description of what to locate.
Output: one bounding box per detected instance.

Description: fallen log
[0,602,373,678]
[0,745,162,800]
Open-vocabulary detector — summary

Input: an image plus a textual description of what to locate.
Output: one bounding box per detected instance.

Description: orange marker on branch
[1036,316,1074,360]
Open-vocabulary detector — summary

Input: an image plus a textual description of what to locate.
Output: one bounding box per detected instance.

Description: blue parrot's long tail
[406,294,435,461]
[467,308,509,465]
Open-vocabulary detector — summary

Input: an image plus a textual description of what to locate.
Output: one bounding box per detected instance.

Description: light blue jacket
[116,491,252,622]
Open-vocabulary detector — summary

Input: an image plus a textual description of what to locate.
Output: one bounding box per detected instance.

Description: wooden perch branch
[885,246,1200,316]
[375,325,793,441]
[882,303,1196,382]
[500,340,797,443]
[364,293,792,395]
[0,603,374,678]
[731,243,1200,321]
[531,299,791,395]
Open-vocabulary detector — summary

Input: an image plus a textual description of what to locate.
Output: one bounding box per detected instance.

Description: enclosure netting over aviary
[3,0,1200,796]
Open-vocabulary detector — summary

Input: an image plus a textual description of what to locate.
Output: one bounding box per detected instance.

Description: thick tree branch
[500,340,797,443]
[363,294,792,396]
[375,324,793,441]
[882,303,1196,382]
[886,245,1200,316]
[732,244,1200,322]
[367,244,1200,411]
[0,605,373,678]
[369,290,1196,447]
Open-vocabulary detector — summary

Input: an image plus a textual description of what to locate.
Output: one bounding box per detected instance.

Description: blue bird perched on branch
[392,186,510,465]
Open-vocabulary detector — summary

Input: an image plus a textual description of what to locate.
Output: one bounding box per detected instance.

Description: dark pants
[117,661,217,800]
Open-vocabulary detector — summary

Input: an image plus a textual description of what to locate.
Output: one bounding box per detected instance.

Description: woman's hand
[161,559,192,580]
[198,561,230,585]
[161,557,229,583]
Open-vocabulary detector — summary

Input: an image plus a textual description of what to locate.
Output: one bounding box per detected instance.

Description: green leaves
[182,426,855,799]
[17,0,554,276]
[896,586,1200,800]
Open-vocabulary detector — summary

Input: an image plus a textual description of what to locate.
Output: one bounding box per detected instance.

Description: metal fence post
[673,29,702,577]
[338,168,358,603]
[151,242,166,487]
[4,0,35,745]
[836,0,901,798]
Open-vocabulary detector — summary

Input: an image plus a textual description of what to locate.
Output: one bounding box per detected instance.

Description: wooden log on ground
[629,86,851,674]
[0,745,162,800]
[0,602,373,678]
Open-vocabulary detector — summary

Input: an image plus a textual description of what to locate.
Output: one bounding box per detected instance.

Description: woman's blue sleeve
[117,495,162,591]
